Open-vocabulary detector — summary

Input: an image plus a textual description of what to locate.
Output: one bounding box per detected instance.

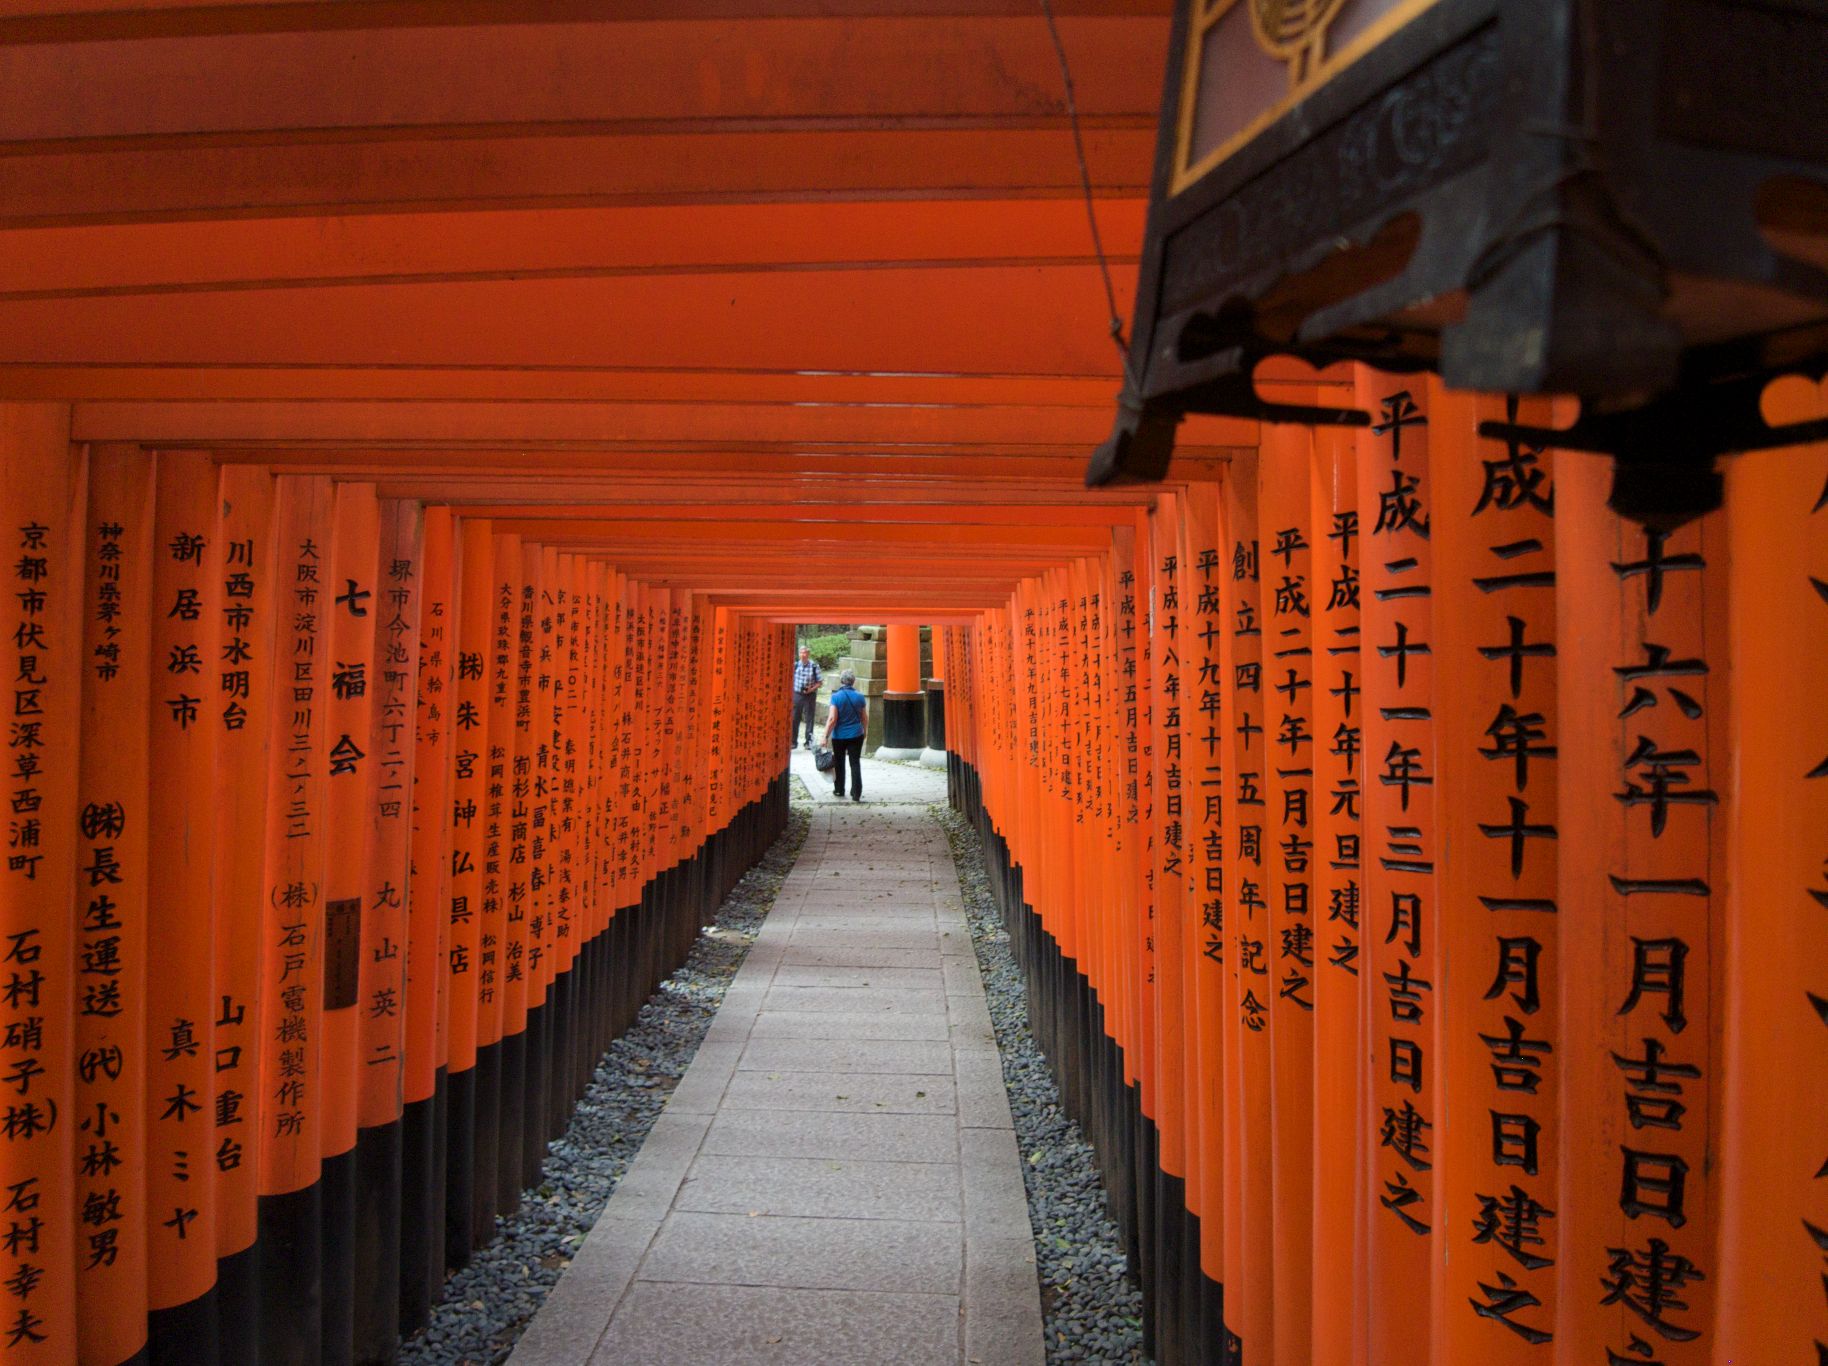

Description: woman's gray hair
[838,668,857,688]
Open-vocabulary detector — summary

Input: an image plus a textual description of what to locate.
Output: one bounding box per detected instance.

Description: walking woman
[822,668,868,801]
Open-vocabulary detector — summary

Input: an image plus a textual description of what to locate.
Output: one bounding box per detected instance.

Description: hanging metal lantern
[1090,0,1828,526]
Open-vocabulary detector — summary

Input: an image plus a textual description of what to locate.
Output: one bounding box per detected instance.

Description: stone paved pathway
[786,742,951,804]
[509,780,1043,1366]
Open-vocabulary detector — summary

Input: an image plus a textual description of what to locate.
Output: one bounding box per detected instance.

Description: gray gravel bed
[399,802,812,1366]
[936,804,1149,1365]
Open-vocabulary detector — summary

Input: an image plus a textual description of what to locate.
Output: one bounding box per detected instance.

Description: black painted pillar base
[949,757,1245,1366]
[875,690,925,760]
[919,679,946,769]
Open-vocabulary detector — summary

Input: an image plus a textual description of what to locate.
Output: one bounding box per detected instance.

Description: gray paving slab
[746,1009,953,1043]
[959,1127,1032,1242]
[791,928,941,951]
[720,1069,956,1114]
[937,927,975,956]
[947,993,996,1034]
[740,1035,956,1074]
[508,1213,658,1366]
[789,911,935,929]
[676,1152,963,1222]
[965,1237,1047,1366]
[943,953,986,996]
[768,963,948,991]
[778,944,948,970]
[587,1281,960,1366]
[639,1211,962,1295]
[511,799,1041,1366]
[954,1050,1016,1131]
[704,1108,959,1163]
[950,1017,999,1049]
[663,1040,743,1114]
[792,905,940,923]
[760,984,950,1016]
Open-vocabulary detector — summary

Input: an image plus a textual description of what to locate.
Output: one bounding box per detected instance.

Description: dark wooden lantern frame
[1090,0,1828,527]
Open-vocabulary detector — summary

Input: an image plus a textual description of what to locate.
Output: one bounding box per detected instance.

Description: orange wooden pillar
[1158,509,1201,1358]
[1104,519,1133,1236]
[580,562,610,1073]
[145,451,223,1357]
[1148,493,1195,1363]
[445,519,492,1261]
[618,571,639,917]
[1554,445,1726,1361]
[1182,478,1232,1349]
[400,506,454,1333]
[553,555,584,1114]
[319,480,379,1362]
[350,498,422,1362]
[1354,371,1440,1363]
[1123,507,1165,1328]
[485,532,524,1216]
[1259,422,1317,1366]
[1078,551,1108,1140]
[553,555,578,1126]
[549,552,573,1139]
[571,561,598,1077]
[1070,558,1089,998]
[1308,424,1365,1366]
[1067,555,1093,1051]
[922,622,947,765]
[212,462,277,1355]
[504,540,538,1185]
[1432,390,1561,1358]
[1712,392,1828,1360]
[0,406,84,1365]
[1218,450,1272,1363]
[74,446,153,1366]
[255,474,334,1366]
[519,542,553,1180]
[880,622,925,758]
[1088,550,1125,1183]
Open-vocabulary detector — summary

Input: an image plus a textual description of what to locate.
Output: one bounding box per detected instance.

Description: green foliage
[804,632,851,670]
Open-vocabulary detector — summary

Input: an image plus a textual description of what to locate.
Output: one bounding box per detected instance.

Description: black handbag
[814,746,836,772]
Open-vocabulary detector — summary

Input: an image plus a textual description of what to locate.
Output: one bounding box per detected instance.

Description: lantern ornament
[1091,0,1828,526]
[1248,0,1353,77]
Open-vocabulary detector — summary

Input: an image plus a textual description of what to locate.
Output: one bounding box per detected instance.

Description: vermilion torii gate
[0,5,1825,1366]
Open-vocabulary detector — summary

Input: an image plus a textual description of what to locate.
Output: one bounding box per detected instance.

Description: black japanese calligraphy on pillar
[1191,510,1225,973]
[259,478,331,1193]
[1264,484,1315,1023]
[71,450,152,1360]
[1806,459,1828,1355]
[1554,449,1721,1357]
[1439,394,1561,1354]
[145,455,221,1298]
[360,508,418,1096]
[1219,458,1267,1041]
[1314,438,1363,985]
[1156,537,1184,982]
[1356,377,1438,1363]
[481,543,517,1024]
[1597,517,1719,1357]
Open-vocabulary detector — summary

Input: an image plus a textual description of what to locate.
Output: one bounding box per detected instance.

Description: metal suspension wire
[1038,0,1136,371]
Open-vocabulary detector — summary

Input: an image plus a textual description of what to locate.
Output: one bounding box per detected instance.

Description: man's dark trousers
[831,736,864,798]
[791,692,819,746]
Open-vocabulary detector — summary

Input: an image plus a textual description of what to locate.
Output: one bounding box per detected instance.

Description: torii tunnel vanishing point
[0,5,1825,1366]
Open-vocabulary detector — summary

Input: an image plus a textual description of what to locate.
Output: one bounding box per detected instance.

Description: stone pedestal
[919,679,947,768]
[875,690,926,761]
[821,625,886,749]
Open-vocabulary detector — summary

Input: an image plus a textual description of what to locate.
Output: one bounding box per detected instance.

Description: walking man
[790,644,823,749]
[822,668,868,801]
